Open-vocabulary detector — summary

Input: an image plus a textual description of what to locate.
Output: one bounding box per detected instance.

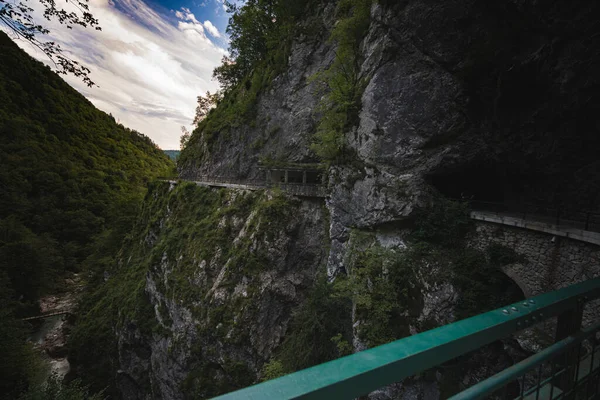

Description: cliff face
[116,182,328,399]
[181,0,600,210]
[117,0,600,399]
[180,0,600,274]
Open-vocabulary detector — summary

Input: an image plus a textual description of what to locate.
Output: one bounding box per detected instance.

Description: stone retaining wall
[470,221,600,297]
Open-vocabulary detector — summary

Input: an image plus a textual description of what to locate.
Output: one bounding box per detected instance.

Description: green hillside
[0,31,173,398]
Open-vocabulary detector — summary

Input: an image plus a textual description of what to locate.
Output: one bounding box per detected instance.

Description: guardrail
[178,175,327,198]
[212,278,600,400]
[21,310,71,321]
[462,200,600,233]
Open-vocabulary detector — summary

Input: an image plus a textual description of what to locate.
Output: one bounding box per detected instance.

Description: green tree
[213,0,314,91]
[180,126,190,150]
[193,91,221,126]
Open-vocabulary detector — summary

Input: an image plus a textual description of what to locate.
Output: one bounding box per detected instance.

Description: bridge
[466,200,600,244]
[21,310,71,321]
[214,278,600,399]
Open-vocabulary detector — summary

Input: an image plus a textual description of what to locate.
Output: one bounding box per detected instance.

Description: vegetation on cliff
[68,181,322,398]
[178,0,376,170]
[0,31,173,399]
[310,0,373,163]
[334,198,524,353]
[178,0,319,165]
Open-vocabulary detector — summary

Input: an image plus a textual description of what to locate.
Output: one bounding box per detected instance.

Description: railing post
[554,301,584,396]
[585,212,590,231]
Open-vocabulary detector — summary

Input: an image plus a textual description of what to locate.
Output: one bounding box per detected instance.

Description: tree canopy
[0,0,100,86]
[213,0,315,91]
[193,91,221,127]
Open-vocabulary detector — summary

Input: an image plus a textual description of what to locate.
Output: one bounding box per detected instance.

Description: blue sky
[147,0,230,33]
[2,0,237,149]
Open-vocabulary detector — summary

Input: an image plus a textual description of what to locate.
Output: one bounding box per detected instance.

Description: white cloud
[175,7,200,24]
[202,20,220,38]
[214,0,227,15]
[1,0,227,149]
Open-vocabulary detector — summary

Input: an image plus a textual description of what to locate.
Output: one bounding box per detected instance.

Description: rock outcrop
[116,183,328,399]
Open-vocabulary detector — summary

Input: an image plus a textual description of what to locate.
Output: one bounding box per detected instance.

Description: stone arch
[500,264,533,299]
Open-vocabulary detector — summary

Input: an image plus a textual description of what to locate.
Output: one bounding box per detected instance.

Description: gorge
[1,0,600,399]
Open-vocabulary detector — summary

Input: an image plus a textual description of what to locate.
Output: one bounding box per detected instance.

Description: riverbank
[27,273,82,380]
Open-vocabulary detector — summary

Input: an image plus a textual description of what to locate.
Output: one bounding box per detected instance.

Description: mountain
[164,150,181,161]
[0,31,173,398]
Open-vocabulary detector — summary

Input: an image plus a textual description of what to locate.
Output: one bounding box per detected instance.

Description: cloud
[176,7,201,24]
[202,20,221,38]
[1,0,227,149]
[214,0,228,15]
[173,8,220,38]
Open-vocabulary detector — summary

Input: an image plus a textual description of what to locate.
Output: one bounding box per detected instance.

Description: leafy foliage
[261,359,286,382]
[333,231,435,348]
[411,199,523,319]
[0,0,101,86]
[18,374,103,400]
[178,0,317,164]
[310,0,373,163]
[0,31,172,302]
[180,125,190,150]
[274,274,352,373]
[69,182,297,396]
[0,31,172,397]
[338,198,524,349]
[193,91,221,126]
[214,1,314,90]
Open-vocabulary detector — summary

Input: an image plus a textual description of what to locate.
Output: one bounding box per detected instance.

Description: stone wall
[469,220,600,333]
[470,221,600,297]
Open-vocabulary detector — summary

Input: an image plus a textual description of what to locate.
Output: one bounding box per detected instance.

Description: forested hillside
[0,31,173,398]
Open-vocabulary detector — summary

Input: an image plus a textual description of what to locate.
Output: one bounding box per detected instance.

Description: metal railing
[187,175,327,198]
[212,278,600,400]
[463,200,600,233]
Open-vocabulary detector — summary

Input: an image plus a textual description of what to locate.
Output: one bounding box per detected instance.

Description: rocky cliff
[115,182,329,399]
[181,0,600,211]
[114,0,600,399]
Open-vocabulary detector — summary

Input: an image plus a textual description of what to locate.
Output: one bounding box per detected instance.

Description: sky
[2,0,235,149]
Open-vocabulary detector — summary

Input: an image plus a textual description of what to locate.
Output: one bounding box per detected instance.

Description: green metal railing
[213,278,600,400]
